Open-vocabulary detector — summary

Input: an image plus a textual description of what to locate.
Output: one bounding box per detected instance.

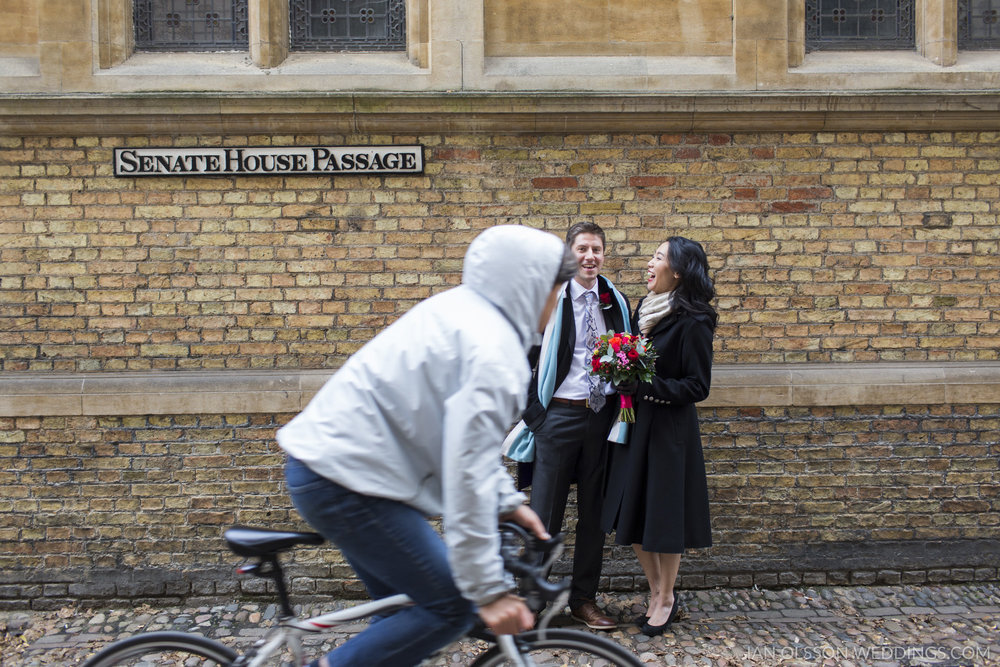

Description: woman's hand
[478,593,535,635]
[613,379,638,395]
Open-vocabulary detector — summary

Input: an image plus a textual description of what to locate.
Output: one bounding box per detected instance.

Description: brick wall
[2,131,998,372]
[0,404,997,610]
[0,412,297,609]
[2,130,999,609]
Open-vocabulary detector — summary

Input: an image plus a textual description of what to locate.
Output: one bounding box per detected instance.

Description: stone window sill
[95,51,424,78]
[794,50,1000,74]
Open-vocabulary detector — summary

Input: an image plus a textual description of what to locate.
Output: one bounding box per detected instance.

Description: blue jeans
[284,456,475,667]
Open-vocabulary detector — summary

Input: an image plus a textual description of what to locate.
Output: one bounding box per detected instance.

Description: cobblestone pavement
[2,583,998,666]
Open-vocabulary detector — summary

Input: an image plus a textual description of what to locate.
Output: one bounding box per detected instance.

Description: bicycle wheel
[470,628,643,667]
[81,631,238,667]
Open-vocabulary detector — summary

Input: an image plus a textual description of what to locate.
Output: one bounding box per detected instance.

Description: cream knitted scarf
[638,290,675,335]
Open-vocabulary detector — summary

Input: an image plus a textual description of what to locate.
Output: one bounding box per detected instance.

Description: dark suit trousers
[529,399,617,605]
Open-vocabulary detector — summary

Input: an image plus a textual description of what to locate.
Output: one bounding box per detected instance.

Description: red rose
[627,349,639,360]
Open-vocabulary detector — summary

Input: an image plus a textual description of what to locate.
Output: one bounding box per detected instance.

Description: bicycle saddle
[224,526,325,557]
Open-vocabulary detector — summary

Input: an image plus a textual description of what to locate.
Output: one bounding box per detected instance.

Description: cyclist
[277,225,578,667]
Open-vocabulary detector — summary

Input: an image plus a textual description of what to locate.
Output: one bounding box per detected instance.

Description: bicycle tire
[469,628,643,667]
[81,630,239,667]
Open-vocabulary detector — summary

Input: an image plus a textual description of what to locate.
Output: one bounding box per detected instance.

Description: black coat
[602,302,715,553]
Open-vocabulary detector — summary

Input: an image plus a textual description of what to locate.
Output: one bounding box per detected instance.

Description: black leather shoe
[640,620,670,636]
[640,594,679,636]
[666,593,679,623]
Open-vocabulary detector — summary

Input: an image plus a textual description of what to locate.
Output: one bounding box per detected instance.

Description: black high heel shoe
[640,593,679,636]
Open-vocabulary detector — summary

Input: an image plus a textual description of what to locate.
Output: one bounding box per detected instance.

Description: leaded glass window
[959,0,1000,49]
[805,0,914,51]
[134,0,248,51]
[290,0,405,51]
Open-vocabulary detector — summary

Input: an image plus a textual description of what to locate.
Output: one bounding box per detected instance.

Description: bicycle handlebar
[497,522,569,609]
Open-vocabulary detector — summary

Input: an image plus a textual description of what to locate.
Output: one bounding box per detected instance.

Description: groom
[520,222,631,629]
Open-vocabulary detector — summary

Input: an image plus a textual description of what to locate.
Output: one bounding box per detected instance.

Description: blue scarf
[502,278,631,462]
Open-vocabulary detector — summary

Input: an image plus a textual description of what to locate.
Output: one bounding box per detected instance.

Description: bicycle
[82,522,643,666]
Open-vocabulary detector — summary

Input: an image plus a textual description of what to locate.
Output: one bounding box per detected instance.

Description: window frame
[132,0,250,52]
[958,0,1000,50]
[98,0,423,68]
[804,0,916,52]
[289,0,406,53]
[791,0,1000,68]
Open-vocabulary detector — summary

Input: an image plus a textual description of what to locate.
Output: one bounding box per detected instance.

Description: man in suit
[521,222,631,629]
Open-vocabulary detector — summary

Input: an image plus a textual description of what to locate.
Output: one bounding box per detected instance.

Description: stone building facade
[1,0,998,609]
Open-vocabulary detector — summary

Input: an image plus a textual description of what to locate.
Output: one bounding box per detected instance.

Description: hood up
[462,225,565,349]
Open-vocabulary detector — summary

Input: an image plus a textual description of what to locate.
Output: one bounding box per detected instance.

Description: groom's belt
[550,395,615,408]
[550,397,589,407]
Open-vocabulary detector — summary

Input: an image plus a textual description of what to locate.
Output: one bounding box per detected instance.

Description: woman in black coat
[602,236,717,636]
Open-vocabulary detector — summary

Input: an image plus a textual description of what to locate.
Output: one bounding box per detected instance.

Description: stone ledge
[0,370,330,417]
[4,92,1000,135]
[1,362,998,417]
[707,361,1000,408]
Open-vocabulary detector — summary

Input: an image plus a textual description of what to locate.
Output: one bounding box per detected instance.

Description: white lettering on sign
[114,146,424,177]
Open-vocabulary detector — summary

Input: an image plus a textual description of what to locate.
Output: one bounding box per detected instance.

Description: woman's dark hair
[554,244,578,285]
[666,236,718,330]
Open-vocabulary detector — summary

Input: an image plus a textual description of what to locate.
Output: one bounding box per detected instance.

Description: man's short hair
[566,222,606,249]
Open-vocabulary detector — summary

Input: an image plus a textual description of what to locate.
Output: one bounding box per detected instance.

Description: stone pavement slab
[1,583,998,666]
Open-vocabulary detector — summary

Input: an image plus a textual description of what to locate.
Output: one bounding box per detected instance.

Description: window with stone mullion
[134,0,249,51]
[959,0,1000,49]
[289,0,405,51]
[805,0,915,51]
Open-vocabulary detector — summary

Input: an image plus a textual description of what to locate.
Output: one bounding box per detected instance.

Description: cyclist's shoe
[569,601,618,630]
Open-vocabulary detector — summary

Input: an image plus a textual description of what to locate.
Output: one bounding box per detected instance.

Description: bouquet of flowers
[588,332,658,422]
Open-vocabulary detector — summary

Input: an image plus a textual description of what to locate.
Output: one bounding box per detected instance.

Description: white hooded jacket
[277,225,566,607]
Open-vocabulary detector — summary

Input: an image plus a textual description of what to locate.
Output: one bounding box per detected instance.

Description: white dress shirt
[553,279,613,401]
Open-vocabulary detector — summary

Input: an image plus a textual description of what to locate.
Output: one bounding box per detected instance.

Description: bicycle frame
[236,589,571,667]
[226,523,571,667]
[235,593,414,666]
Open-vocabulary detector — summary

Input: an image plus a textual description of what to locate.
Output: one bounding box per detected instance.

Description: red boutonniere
[599,291,613,310]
